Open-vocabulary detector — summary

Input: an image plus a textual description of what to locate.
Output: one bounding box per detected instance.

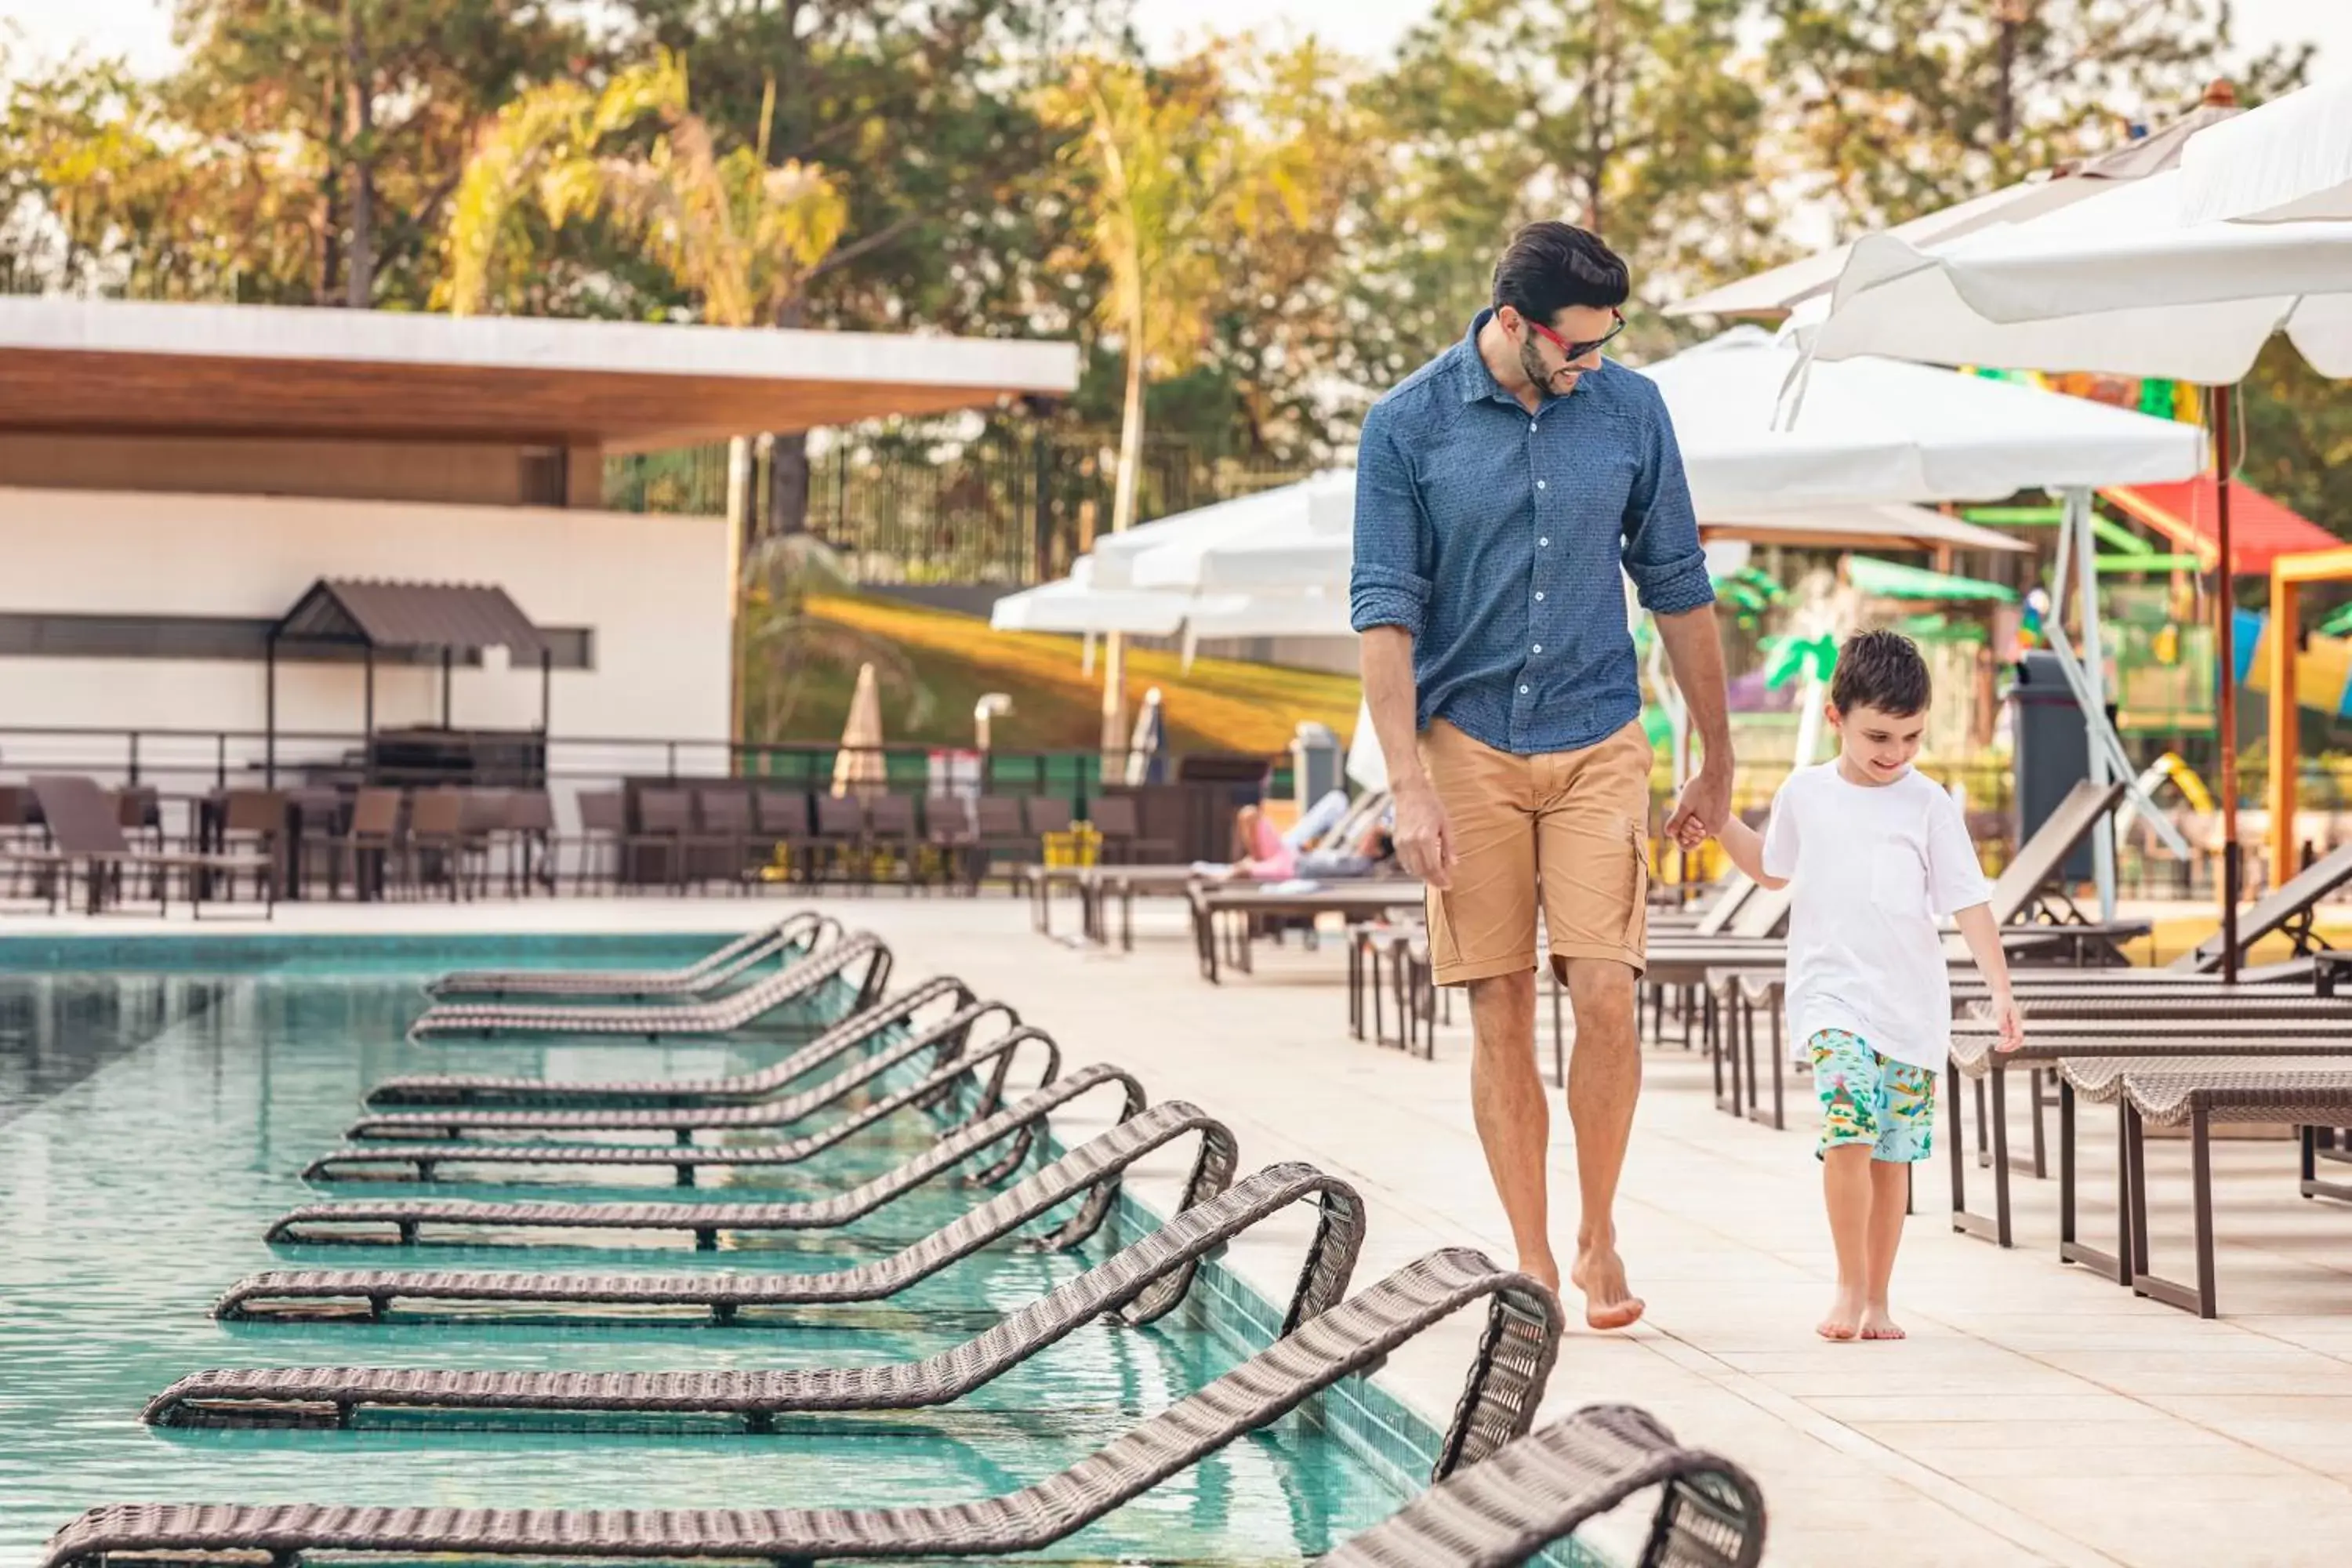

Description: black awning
[275,579,548,660]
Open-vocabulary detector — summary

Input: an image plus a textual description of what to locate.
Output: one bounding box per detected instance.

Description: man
[1351,222,1732,1330]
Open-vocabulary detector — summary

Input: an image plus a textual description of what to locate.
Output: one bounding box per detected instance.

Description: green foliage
[0,0,2335,545]
[440,51,848,326]
[1759,0,2312,237]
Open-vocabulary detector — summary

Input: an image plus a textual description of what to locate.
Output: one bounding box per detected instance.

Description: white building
[0,297,1076,793]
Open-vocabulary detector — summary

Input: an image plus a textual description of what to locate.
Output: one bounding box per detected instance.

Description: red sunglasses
[1525,308,1626,361]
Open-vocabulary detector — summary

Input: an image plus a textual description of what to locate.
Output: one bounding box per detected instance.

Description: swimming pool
[0,954,1422,1566]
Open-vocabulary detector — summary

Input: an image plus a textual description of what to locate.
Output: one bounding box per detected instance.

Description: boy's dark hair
[1492,222,1631,322]
[1831,629,1932,717]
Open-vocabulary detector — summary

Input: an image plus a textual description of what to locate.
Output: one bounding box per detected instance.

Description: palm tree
[439,52,850,743]
[441,53,845,330]
[1040,55,1309,773]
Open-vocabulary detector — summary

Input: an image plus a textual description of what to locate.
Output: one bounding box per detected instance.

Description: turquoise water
[0,964,1410,1566]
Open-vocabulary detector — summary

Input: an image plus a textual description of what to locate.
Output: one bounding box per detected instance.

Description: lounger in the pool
[50,1249,1567,1568]
[424,914,834,1001]
[221,1083,1216,1317]
[310,1020,1053,1183]
[364,977,985,1109]
[344,999,1027,1146]
[407,930,892,1041]
[257,1062,1163,1249]
[151,1162,1361,1426]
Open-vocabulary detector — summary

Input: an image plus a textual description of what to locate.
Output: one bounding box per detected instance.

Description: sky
[7,0,2350,78]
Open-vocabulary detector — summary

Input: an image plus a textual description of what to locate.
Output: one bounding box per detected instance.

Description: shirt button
[1531,643,1542,653]
[1534,591,1546,601]
[1529,421,1538,433]
[1536,479,1547,490]
[1538,537,1550,547]
[1519,684,1530,695]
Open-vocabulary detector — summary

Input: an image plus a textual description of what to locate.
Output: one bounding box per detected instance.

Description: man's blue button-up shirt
[1349,309,1713,757]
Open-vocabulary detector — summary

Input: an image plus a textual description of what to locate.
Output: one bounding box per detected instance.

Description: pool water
[0,965,1413,1566]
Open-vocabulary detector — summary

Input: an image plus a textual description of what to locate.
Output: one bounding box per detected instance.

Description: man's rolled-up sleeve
[1349,404,1433,638]
[1621,392,1715,616]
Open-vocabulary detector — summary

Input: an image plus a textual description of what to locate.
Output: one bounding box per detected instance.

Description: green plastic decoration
[1762,632,1838,691]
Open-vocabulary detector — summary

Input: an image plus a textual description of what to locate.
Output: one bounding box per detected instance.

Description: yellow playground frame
[2265,547,2352,880]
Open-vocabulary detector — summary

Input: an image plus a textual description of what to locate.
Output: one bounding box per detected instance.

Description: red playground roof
[2104,476,2340,576]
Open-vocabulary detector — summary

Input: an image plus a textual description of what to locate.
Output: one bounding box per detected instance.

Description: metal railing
[0,724,1294,832]
[605,428,1324,588]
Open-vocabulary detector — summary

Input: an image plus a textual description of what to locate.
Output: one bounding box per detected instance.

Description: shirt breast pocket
[1581,428,1639,522]
[1870,848,1930,919]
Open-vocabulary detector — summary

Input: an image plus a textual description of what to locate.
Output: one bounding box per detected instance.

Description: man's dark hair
[1491,222,1631,322]
[1831,629,1932,717]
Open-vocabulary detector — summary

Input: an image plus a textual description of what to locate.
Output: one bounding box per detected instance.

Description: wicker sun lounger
[153,1161,1363,1428]
[2175,840,2352,973]
[2056,1054,2352,1317]
[365,976,985,1109]
[225,1085,1221,1322]
[345,1000,1029,1145]
[49,1248,1560,1568]
[310,1022,1055,1185]
[260,1065,1173,1249]
[407,930,894,1041]
[1317,1403,1766,1568]
[65,1404,1765,1568]
[1942,1022,2352,1250]
[423,914,837,1001]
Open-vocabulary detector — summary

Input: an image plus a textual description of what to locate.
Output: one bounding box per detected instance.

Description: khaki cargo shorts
[1419,718,1652,985]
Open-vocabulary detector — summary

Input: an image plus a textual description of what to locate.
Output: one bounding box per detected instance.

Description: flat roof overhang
[0,296,1080,450]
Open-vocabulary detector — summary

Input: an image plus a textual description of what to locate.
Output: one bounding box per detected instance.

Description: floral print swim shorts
[1809,1029,1936,1163]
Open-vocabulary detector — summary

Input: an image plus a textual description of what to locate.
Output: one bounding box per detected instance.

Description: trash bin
[2010,650,2110,883]
[1290,722,1341,808]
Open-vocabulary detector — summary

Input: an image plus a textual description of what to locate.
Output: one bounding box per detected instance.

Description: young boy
[1705,630,2024,1341]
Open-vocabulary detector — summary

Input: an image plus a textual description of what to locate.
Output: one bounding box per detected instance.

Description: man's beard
[1519,339,1571,393]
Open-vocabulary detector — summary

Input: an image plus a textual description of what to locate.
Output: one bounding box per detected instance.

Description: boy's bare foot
[1817,1288,1864,1341]
[1570,1246,1646,1330]
[1859,1305,1906,1341]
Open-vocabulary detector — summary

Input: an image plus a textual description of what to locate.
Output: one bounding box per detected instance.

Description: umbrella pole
[2212,386,2240,984]
[2067,488,2118,922]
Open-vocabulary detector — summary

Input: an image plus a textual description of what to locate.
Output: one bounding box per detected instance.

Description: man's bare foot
[1569,1246,1646,1331]
[1817,1288,1864,1341]
[1859,1305,1905,1341]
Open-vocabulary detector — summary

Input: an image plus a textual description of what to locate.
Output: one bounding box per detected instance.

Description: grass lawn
[772,593,1362,754]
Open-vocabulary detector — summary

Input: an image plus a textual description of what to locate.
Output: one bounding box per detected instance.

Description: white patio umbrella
[2180,76,2352,225]
[1159,332,2163,597]
[1796,170,2352,379]
[831,662,888,799]
[988,555,1207,637]
[1644,327,2205,501]
[1181,587,1352,641]
[1181,531,1351,593]
[1800,162,2352,977]
[1671,89,2242,319]
[1703,503,2027,554]
[1108,470,1355,590]
[1178,488,2025,604]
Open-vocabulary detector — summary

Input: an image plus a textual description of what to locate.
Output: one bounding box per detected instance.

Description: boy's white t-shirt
[1762,762,1994,1070]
